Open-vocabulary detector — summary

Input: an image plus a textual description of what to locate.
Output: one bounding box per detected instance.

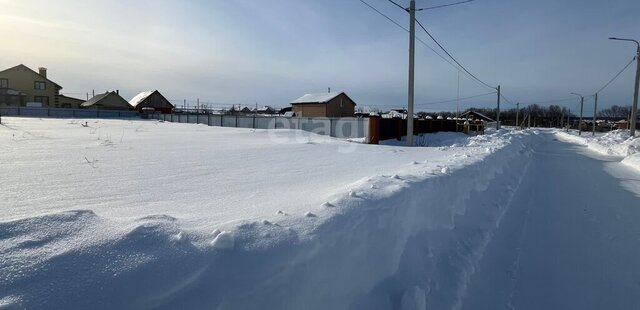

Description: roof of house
[129,90,156,107]
[460,110,496,122]
[0,64,62,89]
[81,92,132,109]
[291,92,357,106]
[58,94,85,102]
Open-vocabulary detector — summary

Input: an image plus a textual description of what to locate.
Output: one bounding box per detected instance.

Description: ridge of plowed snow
[555,129,640,171]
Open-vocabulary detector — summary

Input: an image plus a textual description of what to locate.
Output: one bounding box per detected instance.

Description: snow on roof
[291,92,343,104]
[129,90,155,107]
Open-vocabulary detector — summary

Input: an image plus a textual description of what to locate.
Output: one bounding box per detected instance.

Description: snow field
[0,118,543,309]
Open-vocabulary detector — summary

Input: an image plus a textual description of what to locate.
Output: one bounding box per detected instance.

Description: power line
[500,93,516,106]
[520,97,577,106]
[386,0,407,11]
[594,56,636,94]
[360,0,408,31]
[361,0,500,89]
[415,18,497,90]
[511,56,635,107]
[417,0,475,11]
[416,91,496,106]
[359,0,473,77]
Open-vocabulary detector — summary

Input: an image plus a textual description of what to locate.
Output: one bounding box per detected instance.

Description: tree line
[421,104,633,127]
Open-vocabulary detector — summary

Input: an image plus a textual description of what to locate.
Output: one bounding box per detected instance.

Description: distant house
[279,107,292,115]
[459,110,495,122]
[615,119,628,130]
[0,64,63,107]
[57,95,85,109]
[256,106,276,114]
[290,92,356,117]
[81,91,132,110]
[129,90,174,114]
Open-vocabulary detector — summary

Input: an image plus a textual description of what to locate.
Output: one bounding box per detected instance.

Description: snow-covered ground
[0,118,544,308]
[555,129,640,171]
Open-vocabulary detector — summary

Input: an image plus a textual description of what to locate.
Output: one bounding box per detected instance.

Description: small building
[459,110,496,122]
[57,95,85,109]
[255,106,276,114]
[279,107,293,115]
[129,90,174,114]
[0,64,63,107]
[615,119,628,130]
[290,92,356,117]
[81,91,132,110]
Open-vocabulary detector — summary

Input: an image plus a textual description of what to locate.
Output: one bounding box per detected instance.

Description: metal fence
[0,107,140,118]
[151,113,369,139]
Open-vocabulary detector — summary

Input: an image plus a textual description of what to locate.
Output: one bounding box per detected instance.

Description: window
[0,78,7,88]
[34,96,49,105]
[34,81,46,90]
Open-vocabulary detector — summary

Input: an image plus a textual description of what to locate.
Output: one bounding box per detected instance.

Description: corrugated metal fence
[151,113,369,139]
[0,107,139,118]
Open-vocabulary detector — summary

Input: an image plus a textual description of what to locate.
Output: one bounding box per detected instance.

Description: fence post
[18,107,21,116]
[253,115,256,129]
[208,114,211,126]
[368,116,380,144]
[235,115,238,128]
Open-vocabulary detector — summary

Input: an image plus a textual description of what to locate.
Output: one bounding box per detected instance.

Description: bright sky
[1,0,639,112]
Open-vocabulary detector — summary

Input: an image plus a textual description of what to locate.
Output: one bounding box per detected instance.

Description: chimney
[38,67,47,78]
[116,90,119,95]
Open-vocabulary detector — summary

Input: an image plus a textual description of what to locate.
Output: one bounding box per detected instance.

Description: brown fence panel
[376,118,462,142]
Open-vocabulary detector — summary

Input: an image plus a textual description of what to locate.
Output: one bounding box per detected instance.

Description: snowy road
[461,132,640,310]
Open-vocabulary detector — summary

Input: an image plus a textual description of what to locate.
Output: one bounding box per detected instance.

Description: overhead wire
[594,56,636,94]
[417,0,475,11]
[415,91,496,106]
[359,0,477,78]
[362,0,634,112]
[415,18,497,90]
[386,0,407,11]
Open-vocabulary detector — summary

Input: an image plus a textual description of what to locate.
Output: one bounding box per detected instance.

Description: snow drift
[555,129,640,172]
[0,118,544,309]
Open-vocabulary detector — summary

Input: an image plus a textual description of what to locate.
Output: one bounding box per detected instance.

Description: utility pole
[456,70,460,132]
[571,93,584,135]
[406,0,416,147]
[496,85,501,130]
[516,102,520,130]
[579,96,584,136]
[609,37,639,136]
[593,93,598,136]
[633,45,640,136]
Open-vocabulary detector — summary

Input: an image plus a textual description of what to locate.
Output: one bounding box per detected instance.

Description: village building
[129,90,174,113]
[57,95,85,109]
[290,92,356,117]
[81,91,132,110]
[0,64,63,107]
[255,106,276,114]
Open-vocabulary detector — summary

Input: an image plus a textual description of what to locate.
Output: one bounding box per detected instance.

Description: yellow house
[0,64,63,107]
